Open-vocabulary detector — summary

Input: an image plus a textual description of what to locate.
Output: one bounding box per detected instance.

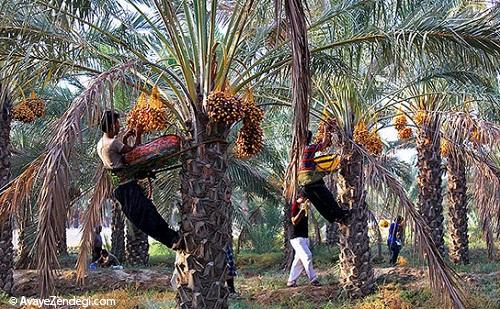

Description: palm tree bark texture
[282,201,294,270]
[126,221,149,266]
[416,117,445,257]
[446,151,469,264]
[337,143,374,298]
[0,95,14,293]
[325,174,339,245]
[174,141,232,309]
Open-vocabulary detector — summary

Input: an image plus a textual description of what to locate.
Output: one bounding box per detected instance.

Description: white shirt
[97,134,125,169]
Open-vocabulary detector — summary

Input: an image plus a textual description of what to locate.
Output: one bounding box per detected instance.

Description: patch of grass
[312,245,340,268]
[65,288,176,309]
[148,242,176,267]
[400,286,432,306]
[237,251,283,272]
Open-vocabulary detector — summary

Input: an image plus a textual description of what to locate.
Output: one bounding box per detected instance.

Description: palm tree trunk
[416,118,445,257]
[0,96,14,293]
[325,174,339,246]
[126,221,149,266]
[282,201,294,270]
[326,223,339,245]
[174,141,232,308]
[15,209,37,269]
[111,201,125,262]
[337,145,374,298]
[310,209,322,246]
[368,210,383,261]
[483,217,496,260]
[57,217,68,257]
[447,153,469,264]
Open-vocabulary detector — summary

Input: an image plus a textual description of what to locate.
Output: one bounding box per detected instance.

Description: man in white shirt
[97,111,182,250]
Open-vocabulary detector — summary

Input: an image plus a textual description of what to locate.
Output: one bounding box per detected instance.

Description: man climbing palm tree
[97,110,182,250]
[298,121,350,224]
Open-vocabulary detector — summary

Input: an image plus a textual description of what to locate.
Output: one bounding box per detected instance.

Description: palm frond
[365,156,467,309]
[283,0,311,201]
[0,155,44,220]
[30,62,136,297]
[75,166,112,282]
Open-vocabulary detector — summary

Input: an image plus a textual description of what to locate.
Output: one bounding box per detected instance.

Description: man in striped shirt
[298,123,350,224]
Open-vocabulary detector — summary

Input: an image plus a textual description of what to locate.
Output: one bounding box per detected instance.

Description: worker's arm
[321,122,331,148]
[120,129,135,153]
[291,209,306,226]
[134,125,144,146]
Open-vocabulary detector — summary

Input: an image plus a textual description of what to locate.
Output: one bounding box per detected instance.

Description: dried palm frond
[439,112,500,234]
[30,62,136,298]
[0,155,44,220]
[473,162,500,238]
[76,166,112,283]
[364,154,467,309]
[440,111,500,149]
[283,0,311,201]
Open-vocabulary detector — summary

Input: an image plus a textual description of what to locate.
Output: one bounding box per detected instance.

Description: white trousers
[287,237,317,282]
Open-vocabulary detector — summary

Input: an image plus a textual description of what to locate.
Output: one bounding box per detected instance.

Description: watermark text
[9,296,116,307]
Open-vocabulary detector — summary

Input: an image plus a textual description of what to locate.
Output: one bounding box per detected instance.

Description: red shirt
[299,143,325,171]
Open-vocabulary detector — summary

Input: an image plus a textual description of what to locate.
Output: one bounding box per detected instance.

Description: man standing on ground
[287,197,321,287]
[388,216,404,265]
[92,226,103,262]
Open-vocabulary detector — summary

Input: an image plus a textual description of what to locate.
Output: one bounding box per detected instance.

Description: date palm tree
[0,83,14,293]
[446,146,469,264]
[0,1,288,305]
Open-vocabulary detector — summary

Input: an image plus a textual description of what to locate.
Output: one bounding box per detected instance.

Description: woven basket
[120,135,181,178]
[314,154,341,172]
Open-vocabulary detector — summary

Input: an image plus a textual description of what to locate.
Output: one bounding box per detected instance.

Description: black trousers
[114,181,179,248]
[389,243,401,265]
[301,179,347,223]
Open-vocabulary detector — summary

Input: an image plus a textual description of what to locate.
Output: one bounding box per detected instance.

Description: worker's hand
[136,124,144,135]
[326,118,337,130]
[123,128,135,138]
[300,201,310,214]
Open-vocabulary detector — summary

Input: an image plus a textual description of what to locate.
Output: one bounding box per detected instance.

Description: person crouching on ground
[387,216,404,265]
[96,249,120,268]
[287,196,321,287]
[97,110,182,250]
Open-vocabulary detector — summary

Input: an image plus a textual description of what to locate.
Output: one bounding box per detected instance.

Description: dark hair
[100,111,120,132]
[396,215,403,223]
[101,249,108,256]
[306,130,313,144]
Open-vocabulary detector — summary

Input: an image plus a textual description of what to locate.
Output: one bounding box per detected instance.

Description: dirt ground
[11,268,170,297]
[7,266,499,308]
